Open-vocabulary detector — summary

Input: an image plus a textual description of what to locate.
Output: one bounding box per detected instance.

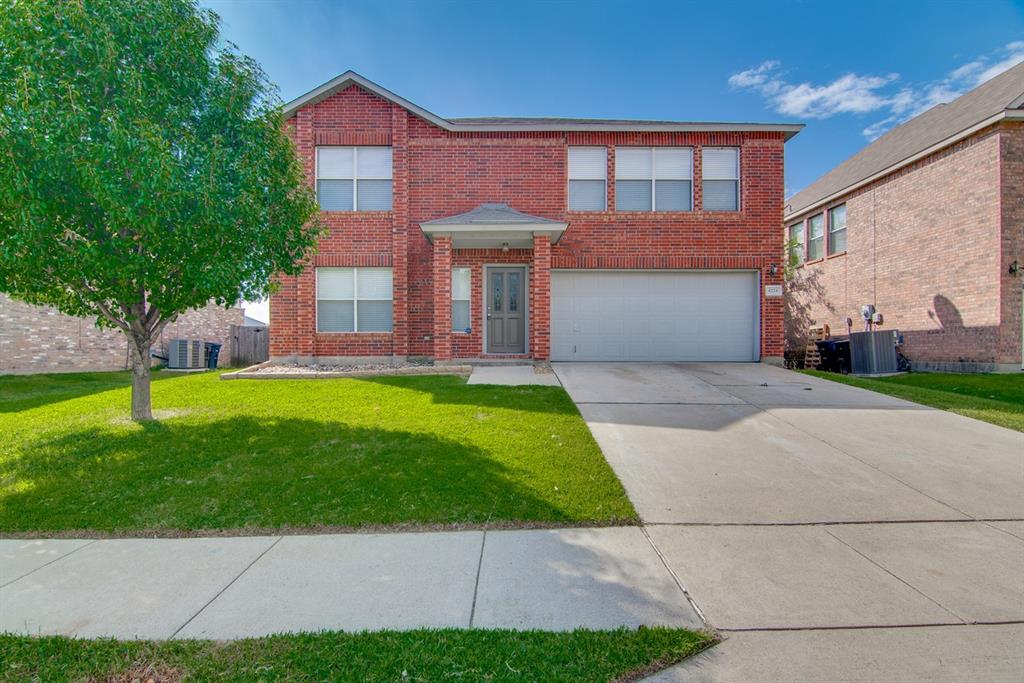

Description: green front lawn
[0,628,712,682]
[804,370,1024,432]
[0,371,636,534]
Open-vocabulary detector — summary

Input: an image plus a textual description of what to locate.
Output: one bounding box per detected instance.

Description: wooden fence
[229,324,269,367]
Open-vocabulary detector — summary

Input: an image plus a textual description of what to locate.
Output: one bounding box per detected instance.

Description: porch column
[432,234,453,361]
[531,233,551,361]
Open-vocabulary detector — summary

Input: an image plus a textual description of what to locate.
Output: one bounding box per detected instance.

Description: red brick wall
[272,84,787,361]
[1000,121,1024,368]
[786,123,1021,369]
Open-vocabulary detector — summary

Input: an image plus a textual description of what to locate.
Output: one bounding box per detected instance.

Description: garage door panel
[551,271,758,362]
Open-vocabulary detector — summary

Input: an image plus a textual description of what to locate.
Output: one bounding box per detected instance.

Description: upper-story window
[788,220,805,265]
[316,147,392,211]
[568,147,607,211]
[828,204,847,255]
[615,147,693,211]
[702,148,740,211]
[807,213,824,261]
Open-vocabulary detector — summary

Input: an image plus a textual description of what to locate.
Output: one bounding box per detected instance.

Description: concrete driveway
[553,362,1024,681]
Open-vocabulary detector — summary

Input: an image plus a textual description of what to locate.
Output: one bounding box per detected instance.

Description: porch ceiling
[419,203,567,249]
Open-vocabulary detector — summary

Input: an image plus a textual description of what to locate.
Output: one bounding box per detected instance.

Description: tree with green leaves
[0,0,321,420]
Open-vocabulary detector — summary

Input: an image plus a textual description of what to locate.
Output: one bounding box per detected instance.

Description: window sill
[315,331,394,335]
[803,257,825,266]
[826,251,848,260]
[318,210,394,215]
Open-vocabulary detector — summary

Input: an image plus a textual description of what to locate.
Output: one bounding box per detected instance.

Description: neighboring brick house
[0,293,242,374]
[271,72,801,364]
[785,62,1024,373]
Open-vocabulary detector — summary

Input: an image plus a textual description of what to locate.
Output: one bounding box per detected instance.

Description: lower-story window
[316,267,393,332]
[452,267,471,333]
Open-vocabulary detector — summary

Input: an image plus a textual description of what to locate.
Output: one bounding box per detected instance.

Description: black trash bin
[815,339,851,374]
[204,342,222,369]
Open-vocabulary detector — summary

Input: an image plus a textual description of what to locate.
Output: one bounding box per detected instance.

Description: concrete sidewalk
[0,527,703,639]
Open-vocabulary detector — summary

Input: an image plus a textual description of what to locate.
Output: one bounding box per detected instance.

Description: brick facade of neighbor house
[0,293,242,374]
[271,73,799,364]
[786,121,1023,373]
[785,62,1024,373]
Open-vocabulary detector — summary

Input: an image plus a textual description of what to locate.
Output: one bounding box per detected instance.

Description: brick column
[294,107,316,361]
[531,234,551,360]
[432,235,452,361]
[390,105,410,359]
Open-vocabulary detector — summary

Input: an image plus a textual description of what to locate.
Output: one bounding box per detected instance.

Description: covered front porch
[420,203,566,362]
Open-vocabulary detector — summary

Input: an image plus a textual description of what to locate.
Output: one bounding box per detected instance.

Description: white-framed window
[788,220,805,265]
[568,147,607,210]
[702,148,740,211]
[316,267,393,332]
[615,147,693,211]
[452,267,471,333]
[316,147,393,211]
[807,213,824,261]
[828,204,847,255]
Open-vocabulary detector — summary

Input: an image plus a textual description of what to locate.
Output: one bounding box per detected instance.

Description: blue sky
[205,0,1023,320]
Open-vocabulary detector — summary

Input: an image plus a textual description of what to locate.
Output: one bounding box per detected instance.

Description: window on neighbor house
[316,147,393,211]
[788,221,805,265]
[615,147,693,211]
[828,204,847,255]
[316,267,393,332]
[452,268,471,333]
[702,148,740,211]
[568,147,607,210]
[807,213,824,261]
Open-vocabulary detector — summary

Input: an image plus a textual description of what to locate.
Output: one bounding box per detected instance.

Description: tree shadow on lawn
[359,375,579,416]
[0,370,180,414]
[0,415,578,534]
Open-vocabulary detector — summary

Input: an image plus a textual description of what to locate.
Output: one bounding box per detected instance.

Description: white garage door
[551,271,759,361]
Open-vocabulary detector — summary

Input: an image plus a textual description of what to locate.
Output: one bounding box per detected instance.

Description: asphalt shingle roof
[786,61,1024,218]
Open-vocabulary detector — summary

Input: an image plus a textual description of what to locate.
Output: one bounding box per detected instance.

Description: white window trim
[828,204,847,255]
[568,146,608,211]
[315,267,394,333]
[701,147,741,212]
[315,146,392,212]
[789,220,805,264]
[452,267,471,334]
[615,147,694,212]
[806,213,825,261]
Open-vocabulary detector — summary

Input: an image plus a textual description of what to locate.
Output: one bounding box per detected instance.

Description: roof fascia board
[283,71,453,129]
[284,72,803,140]
[420,222,569,232]
[785,110,1012,220]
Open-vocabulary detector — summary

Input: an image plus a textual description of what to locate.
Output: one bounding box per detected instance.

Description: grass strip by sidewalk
[0,371,636,534]
[0,628,712,683]
[803,370,1024,432]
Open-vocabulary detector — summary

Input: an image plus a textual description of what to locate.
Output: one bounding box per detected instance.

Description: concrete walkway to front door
[553,362,1024,681]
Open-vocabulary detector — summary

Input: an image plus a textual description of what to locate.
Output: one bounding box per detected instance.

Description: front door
[486,267,526,353]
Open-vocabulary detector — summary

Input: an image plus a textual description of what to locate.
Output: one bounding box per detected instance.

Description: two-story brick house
[785,62,1024,373]
[270,72,801,365]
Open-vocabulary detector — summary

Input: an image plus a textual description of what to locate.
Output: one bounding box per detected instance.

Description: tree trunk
[129,336,153,421]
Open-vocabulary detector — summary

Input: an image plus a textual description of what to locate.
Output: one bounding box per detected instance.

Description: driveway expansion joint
[641,526,709,627]
[822,528,967,625]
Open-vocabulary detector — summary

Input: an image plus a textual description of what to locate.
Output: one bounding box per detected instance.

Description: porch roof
[419,203,567,249]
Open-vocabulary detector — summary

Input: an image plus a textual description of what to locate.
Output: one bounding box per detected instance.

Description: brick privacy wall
[787,123,1019,366]
[1000,121,1023,366]
[0,293,243,374]
[271,84,787,360]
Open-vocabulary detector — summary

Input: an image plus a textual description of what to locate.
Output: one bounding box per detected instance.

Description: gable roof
[283,71,803,139]
[786,61,1024,219]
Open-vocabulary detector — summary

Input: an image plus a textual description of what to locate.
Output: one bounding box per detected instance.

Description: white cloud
[730,41,1024,140]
